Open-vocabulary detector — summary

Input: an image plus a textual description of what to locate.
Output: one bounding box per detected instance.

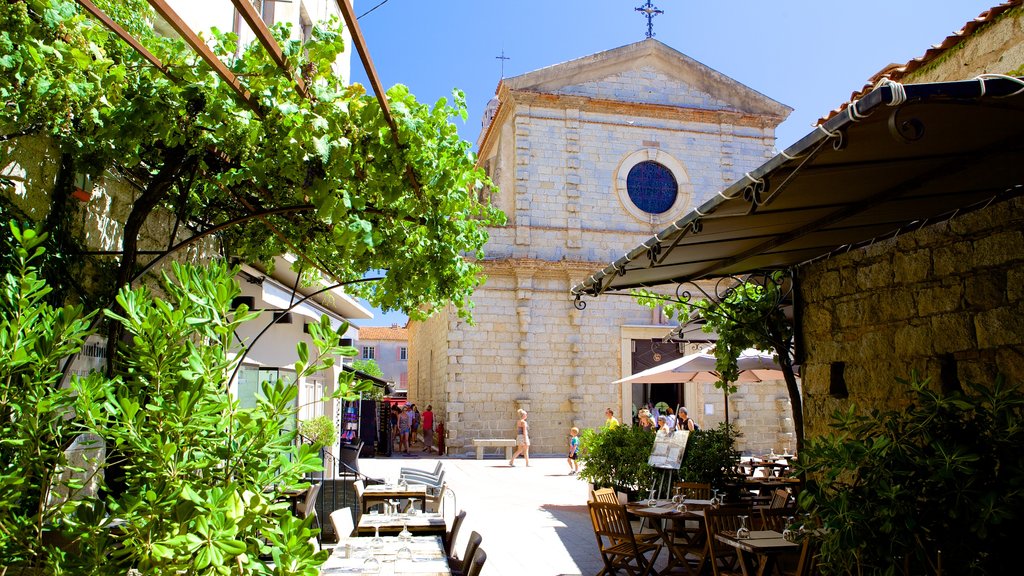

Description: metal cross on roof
[496,49,510,78]
[635,0,664,39]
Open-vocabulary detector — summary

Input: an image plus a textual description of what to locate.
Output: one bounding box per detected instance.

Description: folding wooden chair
[704,505,753,576]
[777,537,820,576]
[591,487,619,504]
[673,481,712,500]
[588,501,662,576]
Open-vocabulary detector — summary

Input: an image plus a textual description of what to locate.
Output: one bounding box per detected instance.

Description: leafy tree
[0,0,504,325]
[633,271,804,452]
[350,358,384,379]
[1,224,369,574]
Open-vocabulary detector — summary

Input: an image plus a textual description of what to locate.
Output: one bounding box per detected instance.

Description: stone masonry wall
[407,306,450,442]
[797,196,1024,439]
[439,261,662,456]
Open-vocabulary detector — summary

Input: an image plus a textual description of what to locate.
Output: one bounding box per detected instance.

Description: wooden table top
[323,535,449,575]
[715,530,799,554]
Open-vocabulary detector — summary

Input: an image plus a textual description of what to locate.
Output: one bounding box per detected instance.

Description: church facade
[408,39,793,455]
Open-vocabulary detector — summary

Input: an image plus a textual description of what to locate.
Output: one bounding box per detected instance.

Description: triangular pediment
[502,39,791,118]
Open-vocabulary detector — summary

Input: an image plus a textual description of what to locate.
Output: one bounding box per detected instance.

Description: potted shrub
[678,423,741,494]
[577,425,657,501]
[795,373,1023,575]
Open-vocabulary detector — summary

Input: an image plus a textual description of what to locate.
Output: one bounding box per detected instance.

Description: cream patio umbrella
[613,348,786,425]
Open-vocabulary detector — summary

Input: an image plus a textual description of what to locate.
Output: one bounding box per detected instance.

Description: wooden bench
[471,438,517,460]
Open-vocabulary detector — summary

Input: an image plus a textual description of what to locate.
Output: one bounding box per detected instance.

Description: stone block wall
[407,306,451,440]
[797,196,1024,439]
[428,261,660,456]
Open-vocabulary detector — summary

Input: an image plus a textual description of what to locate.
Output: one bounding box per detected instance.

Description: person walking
[421,405,434,453]
[567,427,580,475]
[398,404,412,454]
[509,408,530,467]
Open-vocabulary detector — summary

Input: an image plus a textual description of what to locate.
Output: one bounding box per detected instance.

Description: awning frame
[571,75,1024,303]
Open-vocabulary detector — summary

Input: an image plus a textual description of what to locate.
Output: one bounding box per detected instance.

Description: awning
[571,76,1024,299]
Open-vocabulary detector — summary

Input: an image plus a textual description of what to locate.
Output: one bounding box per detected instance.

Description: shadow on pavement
[541,503,600,576]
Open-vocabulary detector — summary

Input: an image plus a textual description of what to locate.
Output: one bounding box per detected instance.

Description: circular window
[626,161,678,214]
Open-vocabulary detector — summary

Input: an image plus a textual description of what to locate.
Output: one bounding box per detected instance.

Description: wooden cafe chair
[588,500,662,576]
[704,505,753,576]
[591,487,619,504]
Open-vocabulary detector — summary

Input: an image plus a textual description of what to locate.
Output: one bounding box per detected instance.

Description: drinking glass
[407,498,419,515]
[370,526,384,551]
[736,515,750,539]
[782,516,796,542]
[397,546,413,561]
[362,556,381,574]
[671,488,682,508]
[710,489,720,508]
[399,523,412,542]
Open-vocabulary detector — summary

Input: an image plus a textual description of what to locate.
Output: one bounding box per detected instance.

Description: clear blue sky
[349,0,997,326]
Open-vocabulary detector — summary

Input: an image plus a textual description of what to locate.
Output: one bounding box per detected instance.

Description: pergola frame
[70,0,416,289]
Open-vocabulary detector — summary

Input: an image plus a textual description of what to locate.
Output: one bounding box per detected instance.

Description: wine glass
[736,515,750,539]
[710,489,720,508]
[671,487,682,508]
[407,497,419,515]
[370,526,384,550]
[397,546,413,561]
[399,522,412,542]
[362,556,381,574]
[782,516,796,542]
[399,474,408,490]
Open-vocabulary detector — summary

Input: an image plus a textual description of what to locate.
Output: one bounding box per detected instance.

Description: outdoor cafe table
[356,511,447,537]
[626,499,714,576]
[321,535,450,575]
[362,483,429,513]
[714,529,799,576]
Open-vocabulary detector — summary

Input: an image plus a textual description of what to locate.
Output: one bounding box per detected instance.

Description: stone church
[408,39,793,456]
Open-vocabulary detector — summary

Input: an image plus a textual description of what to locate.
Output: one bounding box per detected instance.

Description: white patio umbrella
[614,348,786,424]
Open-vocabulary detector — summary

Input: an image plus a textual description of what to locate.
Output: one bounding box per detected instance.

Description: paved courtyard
[359,454,604,576]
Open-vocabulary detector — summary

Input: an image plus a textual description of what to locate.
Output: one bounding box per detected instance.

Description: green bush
[298,416,338,448]
[796,373,1024,575]
[0,224,370,574]
[678,423,741,488]
[577,425,656,496]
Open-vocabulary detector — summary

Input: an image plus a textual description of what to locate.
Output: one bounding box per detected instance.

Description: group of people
[508,404,698,474]
[390,403,435,455]
[637,404,698,434]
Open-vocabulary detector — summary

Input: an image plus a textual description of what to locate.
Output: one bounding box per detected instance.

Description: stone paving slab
[359,455,605,576]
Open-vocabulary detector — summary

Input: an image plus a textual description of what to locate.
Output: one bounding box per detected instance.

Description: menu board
[648,429,690,469]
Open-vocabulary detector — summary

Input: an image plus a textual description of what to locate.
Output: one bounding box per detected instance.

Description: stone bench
[471,438,517,460]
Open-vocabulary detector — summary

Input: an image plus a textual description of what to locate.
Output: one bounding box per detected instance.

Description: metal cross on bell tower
[635,0,664,39]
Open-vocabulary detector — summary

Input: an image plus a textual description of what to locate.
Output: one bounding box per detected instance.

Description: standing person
[398,404,412,454]
[509,408,530,467]
[421,405,434,453]
[664,406,677,430]
[638,409,655,431]
[411,405,420,447]
[604,408,620,429]
[677,406,698,431]
[567,427,580,475]
[390,405,400,450]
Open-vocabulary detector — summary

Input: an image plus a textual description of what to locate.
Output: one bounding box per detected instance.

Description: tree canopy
[0,0,504,319]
